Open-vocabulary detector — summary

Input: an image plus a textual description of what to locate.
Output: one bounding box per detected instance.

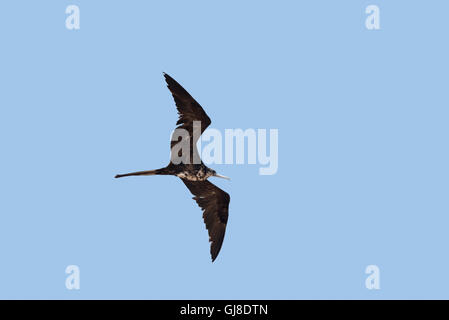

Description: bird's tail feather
[115,169,162,179]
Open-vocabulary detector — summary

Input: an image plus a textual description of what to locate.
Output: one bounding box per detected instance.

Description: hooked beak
[214,173,231,180]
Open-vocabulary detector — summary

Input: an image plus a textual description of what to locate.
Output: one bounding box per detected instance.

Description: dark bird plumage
[115,73,230,262]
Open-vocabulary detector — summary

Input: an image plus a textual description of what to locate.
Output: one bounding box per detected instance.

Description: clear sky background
[0,1,448,299]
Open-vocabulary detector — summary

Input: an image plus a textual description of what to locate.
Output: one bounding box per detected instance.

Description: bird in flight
[115,73,230,262]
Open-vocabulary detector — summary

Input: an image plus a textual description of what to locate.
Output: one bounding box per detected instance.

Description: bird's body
[173,164,214,181]
[115,73,231,262]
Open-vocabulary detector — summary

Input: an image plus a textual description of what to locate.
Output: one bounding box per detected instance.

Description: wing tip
[163,72,178,90]
[210,241,223,263]
[163,72,173,83]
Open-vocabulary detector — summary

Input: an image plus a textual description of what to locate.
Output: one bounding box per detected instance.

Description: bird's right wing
[181,179,230,262]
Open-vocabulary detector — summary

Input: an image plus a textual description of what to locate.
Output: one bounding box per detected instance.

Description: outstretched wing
[164,73,211,162]
[181,179,230,262]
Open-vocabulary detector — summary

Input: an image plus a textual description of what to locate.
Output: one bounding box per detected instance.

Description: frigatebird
[115,73,230,262]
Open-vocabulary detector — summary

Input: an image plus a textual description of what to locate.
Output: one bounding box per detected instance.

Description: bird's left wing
[164,73,211,164]
[164,73,211,138]
[181,179,230,262]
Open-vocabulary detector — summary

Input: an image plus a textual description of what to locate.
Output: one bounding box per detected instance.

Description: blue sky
[0,1,448,299]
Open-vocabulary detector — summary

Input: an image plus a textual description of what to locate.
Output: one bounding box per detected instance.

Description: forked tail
[115,169,164,179]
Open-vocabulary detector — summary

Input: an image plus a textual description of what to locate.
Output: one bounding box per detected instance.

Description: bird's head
[209,169,230,180]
